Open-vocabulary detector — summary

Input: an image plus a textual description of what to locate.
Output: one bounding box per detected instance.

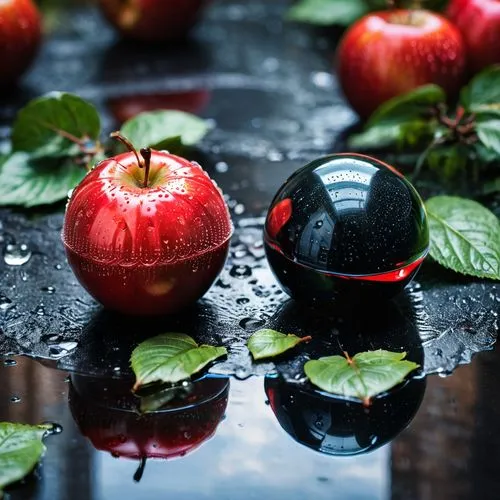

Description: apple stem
[110,131,144,171]
[133,457,147,483]
[140,147,152,188]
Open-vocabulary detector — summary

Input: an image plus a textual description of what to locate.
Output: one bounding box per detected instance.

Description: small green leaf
[482,178,500,195]
[12,92,101,158]
[0,153,85,208]
[461,65,500,116]
[247,329,311,360]
[348,85,444,150]
[0,422,53,496]
[286,0,368,26]
[476,118,500,155]
[131,333,227,391]
[426,196,500,280]
[304,350,419,404]
[120,111,211,150]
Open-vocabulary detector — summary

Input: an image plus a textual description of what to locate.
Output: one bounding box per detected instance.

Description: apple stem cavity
[133,457,147,483]
[140,147,152,188]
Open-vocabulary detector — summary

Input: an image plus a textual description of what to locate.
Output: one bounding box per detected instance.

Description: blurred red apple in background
[108,90,211,124]
[0,0,41,86]
[447,0,500,73]
[62,144,232,316]
[337,9,466,118]
[98,0,211,42]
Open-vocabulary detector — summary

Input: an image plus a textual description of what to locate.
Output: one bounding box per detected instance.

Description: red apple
[69,375,229,480]
[337,9,466,118]
[98,0,211,42]
[62,141,232,315]
[447,0,500,73]
[108,90,211,124]
[0,0,41,86]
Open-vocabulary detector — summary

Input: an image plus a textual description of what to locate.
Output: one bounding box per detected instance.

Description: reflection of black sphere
[265,375,426,456]
[264,154,429,301]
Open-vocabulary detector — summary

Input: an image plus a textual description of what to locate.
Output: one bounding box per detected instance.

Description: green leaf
[131,333,227,391]
[426,196,500,280]
[286,0,368,26]
[461,65,500,116]
[11,92,101,158]
[120,111,211,150]
[0,153,85,208]
[0,422,53,496]
[348,85,445,150]
[476,118,500,155]
[426,144,469,179]
[247,329,311,360]
[304,350,419,404]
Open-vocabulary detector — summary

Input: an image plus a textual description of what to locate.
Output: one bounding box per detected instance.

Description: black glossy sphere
[264,154,429,301]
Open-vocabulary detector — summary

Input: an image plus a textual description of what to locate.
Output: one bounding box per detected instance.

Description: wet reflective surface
[0,0,499,498]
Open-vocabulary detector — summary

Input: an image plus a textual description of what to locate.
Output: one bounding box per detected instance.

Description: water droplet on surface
[3,243,32,266]
[0,294,13,310]
[215,161,229,173]
[10,396,21,403]
[239,317,266,331]
[230,265,252,279]
[41,286,56,294]
[3,359,17,366]
[43,422,63,435]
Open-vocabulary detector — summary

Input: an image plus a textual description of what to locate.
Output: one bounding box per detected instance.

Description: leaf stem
[110,131,144,170]
[298,335,312,344]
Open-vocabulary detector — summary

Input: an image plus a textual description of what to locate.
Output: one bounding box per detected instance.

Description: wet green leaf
[131,333,227,391]
[304,350,419,404]
[426,196,500,280]
[12,92,101,158]
[0,422,53,497]
[461,65,500,116]
[120,111,211,150]
[286,0,368,26]
[247,329,311,360]
[476,118,500,155]
[0,153,85,207]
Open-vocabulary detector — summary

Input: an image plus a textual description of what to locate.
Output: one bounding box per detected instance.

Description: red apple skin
[62,151,232,316]
[0,0,41,86]
[69,375,229,460]
[337,10,466,118]
[108,90,211,124]
[98,0,211,42]
[447,0,500,73]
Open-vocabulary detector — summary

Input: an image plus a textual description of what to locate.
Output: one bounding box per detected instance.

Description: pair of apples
[338,0,500,117]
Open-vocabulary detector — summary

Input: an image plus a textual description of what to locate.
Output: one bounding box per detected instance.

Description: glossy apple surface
[69,374,229,461]
[98,0,211,42]
[447,0,500,73]
[62,151,232,315]
[108,90,211,124]
[0,0,41,86]
[337,9,466,118]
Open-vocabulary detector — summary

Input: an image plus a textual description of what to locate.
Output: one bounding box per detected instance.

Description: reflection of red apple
[447,0,500,73]
[337,9,466,118]
[108,90,211,124]
[62,145,232,315]
[0,0,41,86]
[98,0,211,42]
[69,374,229,480]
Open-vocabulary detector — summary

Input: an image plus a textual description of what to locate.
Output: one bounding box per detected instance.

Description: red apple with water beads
[62,134,232,315]
[447,0,500,73]
[337,9,466,118]
[0,0,41,86]
[264,153,429,301]
[69,374,229,481]
[98,0,211,42]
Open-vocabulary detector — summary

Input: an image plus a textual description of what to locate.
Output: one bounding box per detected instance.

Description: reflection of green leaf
[0,153,85,207]
[348,85,444,150]
[120,111,211,150]
[426,196,500,280]
[304,350,419,404]
[0,422,53,497]
[247,329,311,360]
[286,0,368,26]
[12,92,101,158]
[131,333,227,391]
